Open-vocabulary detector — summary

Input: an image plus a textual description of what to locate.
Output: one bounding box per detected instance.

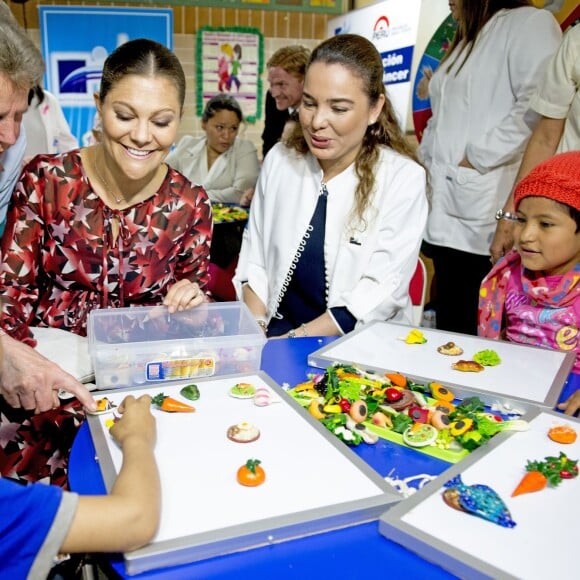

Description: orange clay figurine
[151,393,195,413]
[548,425,577,444]
[237,459,266,487]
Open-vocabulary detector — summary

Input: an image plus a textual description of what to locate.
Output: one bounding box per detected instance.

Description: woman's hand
[239,187,254,207]
[163,279,206,313]
[489,219,514,264]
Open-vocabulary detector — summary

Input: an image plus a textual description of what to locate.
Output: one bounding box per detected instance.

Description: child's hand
[110,395,157,448]
[557,391,580,416]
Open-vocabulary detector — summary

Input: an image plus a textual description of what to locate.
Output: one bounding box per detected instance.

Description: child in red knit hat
[479,151,580,414]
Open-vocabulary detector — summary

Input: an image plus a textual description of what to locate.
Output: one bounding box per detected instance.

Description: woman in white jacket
[234,34,428,338]
[166,94,259,206]
[419,0,561,335]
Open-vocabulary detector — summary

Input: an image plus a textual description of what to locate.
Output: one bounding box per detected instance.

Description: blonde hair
[267,45,310,80]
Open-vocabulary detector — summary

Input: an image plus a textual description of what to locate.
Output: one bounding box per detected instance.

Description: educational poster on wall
[412,0,579,142]
[39,7,173,147]
[327,0,421,128]
[197,27,263,124]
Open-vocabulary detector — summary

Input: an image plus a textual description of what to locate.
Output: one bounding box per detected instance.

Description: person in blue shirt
[0,393,160,578]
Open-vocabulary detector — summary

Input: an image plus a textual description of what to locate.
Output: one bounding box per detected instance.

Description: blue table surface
[69,337,580,579]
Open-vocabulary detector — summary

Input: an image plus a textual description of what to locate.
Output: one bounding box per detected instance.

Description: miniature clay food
[472,349,501,366]
[430,382,454,402]
[408,405,429,423]
[180,384,200,401]
[430,410,451,430]
[151,393,196,413]
[349,400,368,422]
[237,459,266,487]
[308,400,326,419]
[437,341,464,356]
[442,488,466,512]
[512,452,579,497]
[449,418,474,437]
[87,397,116,415]
[389,389,416,411]
[548,425,578,444]
[402,423,438,447]
[229,382,256,399]
[371,411,393,428]
[227,422,261,443]
[433,400,455,414]
[404,329,427,344]
[452,360,484,373]
[384,387,404,403]
[443,474,516,528]
[253,387,279,407]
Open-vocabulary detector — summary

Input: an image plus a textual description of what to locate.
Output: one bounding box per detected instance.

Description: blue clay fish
[443,474,516,528]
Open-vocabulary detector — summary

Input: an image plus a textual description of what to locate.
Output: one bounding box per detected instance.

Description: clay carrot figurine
[512,452,578,497]
[151,393,196,413]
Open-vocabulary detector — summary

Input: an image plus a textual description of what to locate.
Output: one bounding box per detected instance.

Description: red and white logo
[372,15,390,40]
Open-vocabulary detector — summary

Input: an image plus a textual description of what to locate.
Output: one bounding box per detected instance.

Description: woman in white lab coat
[419,0,561,335]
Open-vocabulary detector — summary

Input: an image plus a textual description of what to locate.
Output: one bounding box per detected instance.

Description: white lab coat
[23,90,78,158]
[233,144,428,331]
[420,7,561,255]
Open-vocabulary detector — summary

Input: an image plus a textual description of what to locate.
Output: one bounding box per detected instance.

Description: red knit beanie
[514,151,580,212]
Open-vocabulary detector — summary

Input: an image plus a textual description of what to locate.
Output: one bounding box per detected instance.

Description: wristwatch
[495,209,517,221]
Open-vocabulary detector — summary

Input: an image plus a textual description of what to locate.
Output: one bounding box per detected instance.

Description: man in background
[261,45,310,158]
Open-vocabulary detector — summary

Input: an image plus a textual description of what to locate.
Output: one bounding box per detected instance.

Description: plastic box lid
[87,302,266,388]
[88,302,264,345]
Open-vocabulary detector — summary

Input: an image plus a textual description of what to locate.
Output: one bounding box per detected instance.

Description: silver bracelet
[287,329,296,338]
[300,323,308,337]
[255,318,268,334]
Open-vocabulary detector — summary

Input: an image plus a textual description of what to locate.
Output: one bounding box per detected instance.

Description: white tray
[308,321,574,411]
[87,371,401,575]
[379,408,580,579]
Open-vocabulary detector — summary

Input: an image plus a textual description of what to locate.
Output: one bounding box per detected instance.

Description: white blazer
[234,144,428,331]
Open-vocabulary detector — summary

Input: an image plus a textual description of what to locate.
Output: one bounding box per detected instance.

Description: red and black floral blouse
[0,151,212,344]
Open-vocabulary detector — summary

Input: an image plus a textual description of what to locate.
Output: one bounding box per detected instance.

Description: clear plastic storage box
[88,302,266,389]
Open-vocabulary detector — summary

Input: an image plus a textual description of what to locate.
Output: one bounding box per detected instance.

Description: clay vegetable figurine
[237,459,266,487]
[180,384,200,401]
[151,393,196,413]
[512,452,578,497]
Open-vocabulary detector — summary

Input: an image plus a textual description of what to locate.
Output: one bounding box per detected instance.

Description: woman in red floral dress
[0,38,212,487]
